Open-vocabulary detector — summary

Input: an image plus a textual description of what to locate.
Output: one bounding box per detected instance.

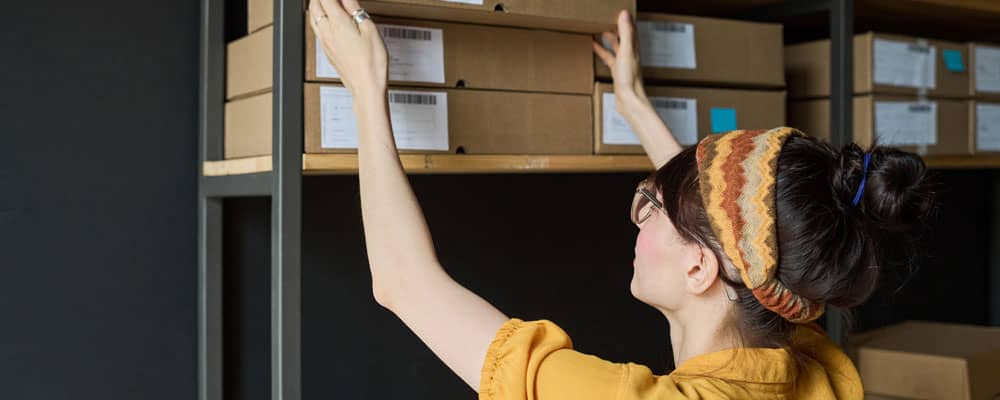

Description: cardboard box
[224,92,272,159]
[789,96,972,155]
[304,83,592,154]
[255,1,633,33]
[595,13,784,89]
[968,43,1000,101]
[786,32,970,99]
[972,101,1000,153]
[248,0,272,33]
[850,321,1000,400]
[592,83,786,154]
[306,17,593,94]
[226,26,272,100]
[356,0,633,33]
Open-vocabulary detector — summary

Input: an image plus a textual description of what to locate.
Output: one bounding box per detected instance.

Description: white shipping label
[316,24,445,83]
[873,39,936,89]
[602,93,698,146]
[975,45,1000,93]
[320,86,449,151]
[637,21,696,69]
[874,101,937,146]
[976,103,1000,151]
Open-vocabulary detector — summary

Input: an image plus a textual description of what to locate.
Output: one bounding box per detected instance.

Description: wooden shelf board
[924,154,1000,169]
[203,154,654,176]
[202,154,1000,176]
[203,155,272,176]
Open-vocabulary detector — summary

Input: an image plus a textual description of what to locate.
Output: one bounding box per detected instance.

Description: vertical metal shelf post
[197,0,225,399]
[826,0,854,347]
[271,0,304,399]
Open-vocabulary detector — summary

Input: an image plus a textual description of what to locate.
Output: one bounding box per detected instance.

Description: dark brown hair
[654,135,937,352]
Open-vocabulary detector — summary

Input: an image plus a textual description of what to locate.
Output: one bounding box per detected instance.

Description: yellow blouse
[479,319,864,400]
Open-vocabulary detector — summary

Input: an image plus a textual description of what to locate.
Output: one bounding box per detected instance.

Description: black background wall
[1,1,995,400]
[1,1,200,399]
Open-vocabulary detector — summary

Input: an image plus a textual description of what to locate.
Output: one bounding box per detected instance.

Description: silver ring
[351,8,371,24]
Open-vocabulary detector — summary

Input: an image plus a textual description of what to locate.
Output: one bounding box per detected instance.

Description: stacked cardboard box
[223,0,633,159]
[786,32,977,155]
[968,42,1000,153]
[850,321,1000,400]
[592,13,786,154]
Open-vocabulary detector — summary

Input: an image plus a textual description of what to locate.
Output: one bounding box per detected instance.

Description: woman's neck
[662,291,737,367]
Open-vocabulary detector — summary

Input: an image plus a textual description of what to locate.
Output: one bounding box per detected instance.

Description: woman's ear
[685,245,720,295]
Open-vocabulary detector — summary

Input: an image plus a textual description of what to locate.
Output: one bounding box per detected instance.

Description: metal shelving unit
[196,0,1000,399]
[198,0,302,399]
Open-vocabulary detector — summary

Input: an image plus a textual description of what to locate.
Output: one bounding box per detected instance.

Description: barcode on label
[381,27,432,41]
[650,22,686,33]
[390,93,437,105]
[909,104,932,113]
[651,99,688,110]
[908,44,931,54]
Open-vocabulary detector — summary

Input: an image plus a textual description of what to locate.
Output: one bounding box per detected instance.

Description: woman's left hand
[309,0,388,97]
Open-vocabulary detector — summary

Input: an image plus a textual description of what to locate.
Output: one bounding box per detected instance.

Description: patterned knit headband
[695,127,824,324]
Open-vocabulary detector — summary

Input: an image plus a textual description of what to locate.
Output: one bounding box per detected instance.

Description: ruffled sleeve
[478,318,628,400]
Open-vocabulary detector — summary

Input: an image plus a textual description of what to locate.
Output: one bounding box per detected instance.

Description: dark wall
[0,1,199,399]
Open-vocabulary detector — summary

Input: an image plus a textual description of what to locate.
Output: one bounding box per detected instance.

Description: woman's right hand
[309,0,389,98]
[593,10,646,116]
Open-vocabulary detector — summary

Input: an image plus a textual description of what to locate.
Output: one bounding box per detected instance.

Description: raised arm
[593,11,683,170]
[309,0,508,391]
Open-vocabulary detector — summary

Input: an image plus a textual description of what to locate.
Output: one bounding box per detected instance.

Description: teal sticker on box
[710,108,737,133]
[943,49,965,72]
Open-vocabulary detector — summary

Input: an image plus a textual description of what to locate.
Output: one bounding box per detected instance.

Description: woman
[309,1,935,398]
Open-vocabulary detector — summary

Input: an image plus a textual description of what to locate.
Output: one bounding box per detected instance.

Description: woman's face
[631,190,705,313]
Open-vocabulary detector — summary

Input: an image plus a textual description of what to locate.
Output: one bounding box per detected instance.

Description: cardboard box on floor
[248,0,272,33]
[785,32,970,99]
[788,96,972,155]
[849,321,1000,400]
[968,43,1000,101]
[225,91,272,159]
[226,25,273,100]
[304,83,592,154]
[306,17,593,94]
[592,83,785,154]
[255,0,632,33]
[595,13,784,89]
[972,101,1000,153]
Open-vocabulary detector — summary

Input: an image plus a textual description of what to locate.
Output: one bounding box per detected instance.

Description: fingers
[341,0,378,37]
[309,1,342,68]
[602,31,620,54]
[617,10,635,56]
[592,41,616,71]
[318,0,354,30]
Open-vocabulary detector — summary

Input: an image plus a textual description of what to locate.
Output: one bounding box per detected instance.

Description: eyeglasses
[630,179,664,226]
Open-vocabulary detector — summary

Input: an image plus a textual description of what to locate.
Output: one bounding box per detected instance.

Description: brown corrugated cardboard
[968,43,1000,101]
[595,13,784,89]
[306,17,593,94]
[593,83,785,154]
[786,32,970,99]
[972,101,1000,153]
[248,0,273,33]
[304,83,592,154]
[850,321,1000,400]
[788,95,972,155]
[224,92,272,159]
[357,0,633,33]
[226,26,272,100]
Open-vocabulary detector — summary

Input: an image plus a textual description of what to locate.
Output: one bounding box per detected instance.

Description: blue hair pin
[852,153,871,206]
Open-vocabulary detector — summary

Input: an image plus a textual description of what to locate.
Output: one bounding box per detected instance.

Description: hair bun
[833,143,936,232]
